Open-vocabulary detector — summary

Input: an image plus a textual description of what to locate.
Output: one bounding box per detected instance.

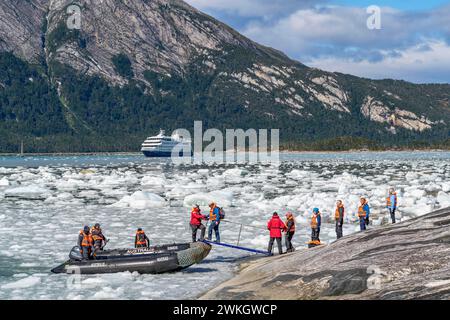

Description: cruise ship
[141,130,192,157]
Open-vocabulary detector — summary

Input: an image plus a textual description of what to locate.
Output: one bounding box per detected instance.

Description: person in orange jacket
[78,226,94,260]
[135,228,150,248]
[267,212,287,255]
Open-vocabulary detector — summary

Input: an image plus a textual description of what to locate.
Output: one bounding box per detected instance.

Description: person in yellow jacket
[335,200,344,239]
[310,208,321,243]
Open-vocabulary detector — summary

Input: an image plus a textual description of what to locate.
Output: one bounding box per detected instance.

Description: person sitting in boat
[135,228,150,248]
[310,208,321,244]
[190,205,208,242]
[78,226,94,260]
[208,202,221,243]
[91,223,107,254]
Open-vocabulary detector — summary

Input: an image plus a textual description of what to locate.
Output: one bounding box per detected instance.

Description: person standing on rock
[386,188,398,223]
[310,208,322,243]
[267,212,287,255]
[358,197,370,231]
[208,202,221,243]
[190,205,208,242]
[335,200,345,239]
[284,212,296,252]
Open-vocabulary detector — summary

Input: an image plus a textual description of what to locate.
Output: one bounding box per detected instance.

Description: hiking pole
[236,223,243,246]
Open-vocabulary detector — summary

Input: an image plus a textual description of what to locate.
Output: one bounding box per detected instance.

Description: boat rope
[202,239,271,256]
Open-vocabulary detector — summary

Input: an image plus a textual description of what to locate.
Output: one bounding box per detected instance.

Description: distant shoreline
[0,149,448,157]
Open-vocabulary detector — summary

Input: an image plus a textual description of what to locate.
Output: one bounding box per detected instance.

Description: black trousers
[335,219,343,239]
[389,208,396,223]
[311,227,320,241]
[190,224,206,242]
[268,237,282,254]
[285,232,295,252]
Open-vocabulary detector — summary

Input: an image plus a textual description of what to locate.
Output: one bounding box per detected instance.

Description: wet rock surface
[201,207,450,300]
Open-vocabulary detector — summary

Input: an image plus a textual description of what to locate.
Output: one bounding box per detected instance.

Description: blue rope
[202,240,271,256]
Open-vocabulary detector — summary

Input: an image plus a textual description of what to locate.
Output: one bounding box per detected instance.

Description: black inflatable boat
[51,242,211,275]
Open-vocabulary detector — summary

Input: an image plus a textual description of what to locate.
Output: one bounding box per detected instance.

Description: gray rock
[200,207,450,300]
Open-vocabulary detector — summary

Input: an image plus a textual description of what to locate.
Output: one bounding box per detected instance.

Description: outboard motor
[69,246,83,261]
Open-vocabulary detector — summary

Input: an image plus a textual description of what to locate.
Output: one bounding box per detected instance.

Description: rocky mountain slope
[0,0,449,152]
[201,207,450,300]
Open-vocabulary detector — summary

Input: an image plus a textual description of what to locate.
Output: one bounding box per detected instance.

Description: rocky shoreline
[200,207,450,300]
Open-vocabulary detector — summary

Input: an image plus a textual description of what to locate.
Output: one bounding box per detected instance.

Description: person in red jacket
[267,212,287,255]
[190,205,208,242]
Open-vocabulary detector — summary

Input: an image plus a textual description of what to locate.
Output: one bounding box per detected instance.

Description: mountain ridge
[0,0,449,152]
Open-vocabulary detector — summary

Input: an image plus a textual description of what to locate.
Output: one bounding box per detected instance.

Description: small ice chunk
[1,276,41,289]
[0,177,9,186]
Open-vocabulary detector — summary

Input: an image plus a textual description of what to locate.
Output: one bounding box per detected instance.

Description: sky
[185,0,450,83]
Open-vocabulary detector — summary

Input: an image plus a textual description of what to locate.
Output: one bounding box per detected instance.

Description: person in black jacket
[335,200,345,239]
[284,212,296,252]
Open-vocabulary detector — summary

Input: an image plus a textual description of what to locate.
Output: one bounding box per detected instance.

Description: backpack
[219,207,225,220]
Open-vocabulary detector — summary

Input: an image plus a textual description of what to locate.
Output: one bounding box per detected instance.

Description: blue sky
[185,0,450,83]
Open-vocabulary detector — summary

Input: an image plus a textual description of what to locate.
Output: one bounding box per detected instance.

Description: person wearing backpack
[208,202,222,243]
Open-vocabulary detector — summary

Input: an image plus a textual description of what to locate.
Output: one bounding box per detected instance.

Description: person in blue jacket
[358,197,370,231]
[207,202,221,243]
[310,208,322,242]
[386,188,398,223]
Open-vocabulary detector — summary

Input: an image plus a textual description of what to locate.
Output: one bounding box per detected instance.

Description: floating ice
[0,177,9,186]
[4,185,51,200]
[1,276,41,290]
[184,190,233,208]
[111,191,167,209]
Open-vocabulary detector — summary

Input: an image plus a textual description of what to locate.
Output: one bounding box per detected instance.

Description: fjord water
[0,151,449,299]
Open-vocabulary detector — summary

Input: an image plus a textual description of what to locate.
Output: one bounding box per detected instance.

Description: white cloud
[308,40,450,83]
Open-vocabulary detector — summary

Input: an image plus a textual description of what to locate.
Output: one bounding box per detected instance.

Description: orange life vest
[79,231,93,247]
[209,206,217,221]
[311,213,320,228]
[386,193,397,207]
[285,217,296,232]
[335,205,345,220]
[136,230,147,246]
[90,227,104,241]
[358,202,367,218]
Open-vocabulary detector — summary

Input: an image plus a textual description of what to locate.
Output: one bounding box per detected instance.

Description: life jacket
[386,193,397,207]
[209,206,219,221]
[136,230,147,246]
[335,204,345,220]
[79,231,93,247]
[358,202,368,218]
[285,216,296,232]
[90,227,104,241]
[311,212,320,228]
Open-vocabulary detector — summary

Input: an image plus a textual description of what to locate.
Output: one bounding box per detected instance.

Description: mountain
[0,0,449,153]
